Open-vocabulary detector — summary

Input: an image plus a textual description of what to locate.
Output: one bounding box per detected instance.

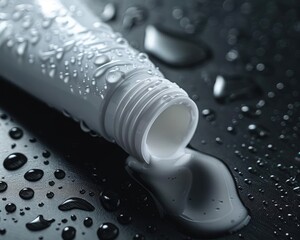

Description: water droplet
[0,228,6,235]
[8,127,23,139]
[46,191,54,199]
[5,203,16,213]
[58,197,95,211]
[101,3,116,22]
[3,153,27,170]
[117,213,132,225]
[133,234,145,240]
[94,55,110,66]
[213,75,262,103]
[54,169,66,179]
[100,190,121,212]
[42,150,51,158]
[144,25,209,67]
[240,105,261,118]
[83,217,93,227]
[16,40,27,56]
[24,169,44,181]
[248,124,270,138]
[201,109,215,121]
[97,223,119,240]
[0,181,8,192]
[26,215,55,231]
[123,6,146,29]
[106,70,124,84]
[19,187,34,200]
[62,226,76,240]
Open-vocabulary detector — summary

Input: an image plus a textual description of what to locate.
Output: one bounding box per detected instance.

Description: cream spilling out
[126,148,250,238]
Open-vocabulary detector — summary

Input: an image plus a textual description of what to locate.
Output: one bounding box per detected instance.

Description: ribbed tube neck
[104,71,198,164]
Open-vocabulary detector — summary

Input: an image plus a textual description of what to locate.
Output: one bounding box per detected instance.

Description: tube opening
[143,102,198,162]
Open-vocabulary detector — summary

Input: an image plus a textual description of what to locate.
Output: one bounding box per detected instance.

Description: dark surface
[1,0,300,239]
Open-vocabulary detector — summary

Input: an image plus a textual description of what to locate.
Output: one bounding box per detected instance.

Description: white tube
[0,0,198,164]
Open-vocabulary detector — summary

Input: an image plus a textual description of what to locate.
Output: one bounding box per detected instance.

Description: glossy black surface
[0,0,300,239]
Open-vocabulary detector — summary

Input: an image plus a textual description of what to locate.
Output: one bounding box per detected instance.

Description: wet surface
[0,0,300,239]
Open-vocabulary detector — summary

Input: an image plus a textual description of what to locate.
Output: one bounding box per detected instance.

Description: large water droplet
[3,153,27,170]
[100,190,121,212]
[144,25,210,67]
[24,169,44,181]
[26,215,55,231]
[54,169,66,179]
[58,197,95,211]
[5,203,16,213]
[97,223,119,240]
[19,187,34,200]
[8,127,23,139]
[62,226,76,240]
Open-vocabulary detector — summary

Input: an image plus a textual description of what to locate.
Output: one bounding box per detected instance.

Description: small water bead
[97,223,119,240]
[8,127,23,139]
[100,3,116,22]
[70,215,77,221]
[48,181,55,186]
[83,217,93,227]
[54,169,66,179]
[240,105,261,118]
[24,169,44,182]
[3,153,27,170]
[117,213,132,225]
[201,109,215,121]
[100,190,121,212]
[42,150,51,158]
[62,226,76,240]
[46,191,54,199]
[5,203,16,213]
[94,54,110,66]
[133,234,145,240]
[248,124,270,138]
[19,187,34,200]
[0,181,8,192]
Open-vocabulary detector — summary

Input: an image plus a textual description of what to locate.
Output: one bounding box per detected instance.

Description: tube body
[0,0,198,163]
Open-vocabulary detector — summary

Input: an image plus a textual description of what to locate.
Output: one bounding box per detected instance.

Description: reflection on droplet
[144,25,210,67]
